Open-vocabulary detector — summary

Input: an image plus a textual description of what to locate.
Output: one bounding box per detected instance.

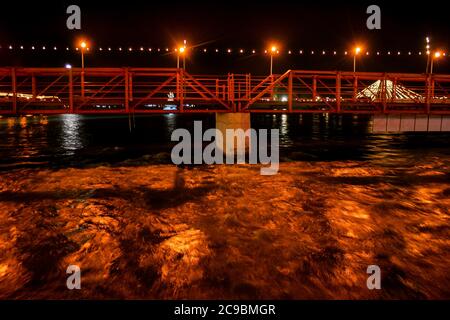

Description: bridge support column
[215,113,251,158]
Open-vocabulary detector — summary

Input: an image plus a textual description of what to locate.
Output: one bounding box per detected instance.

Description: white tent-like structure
[356,80,424,102]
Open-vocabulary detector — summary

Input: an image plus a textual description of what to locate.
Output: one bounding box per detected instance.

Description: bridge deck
[1,68,450,115]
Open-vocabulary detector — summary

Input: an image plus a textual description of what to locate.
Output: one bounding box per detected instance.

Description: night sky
[0,0,449,74]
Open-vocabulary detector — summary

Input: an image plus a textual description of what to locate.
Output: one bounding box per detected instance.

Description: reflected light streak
[61,114,83,155]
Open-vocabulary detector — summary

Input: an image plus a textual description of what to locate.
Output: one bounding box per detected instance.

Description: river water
[1,113,450,299]
[1,114,450,169]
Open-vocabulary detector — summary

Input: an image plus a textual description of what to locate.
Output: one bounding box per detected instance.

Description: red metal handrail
[0,68,450,115]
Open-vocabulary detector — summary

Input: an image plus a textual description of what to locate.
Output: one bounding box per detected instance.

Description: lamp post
[426,37,431,74]
[79,40,88,98]
[270,46,277,75]
[80,41,87,69]
[268,45,278,100]
[430,51,441,74]
[353,47,361,72]
[176,43,187,105]
[177,46,186,69]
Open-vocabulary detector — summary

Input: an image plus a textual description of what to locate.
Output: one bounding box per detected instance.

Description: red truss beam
[0,68,450,115]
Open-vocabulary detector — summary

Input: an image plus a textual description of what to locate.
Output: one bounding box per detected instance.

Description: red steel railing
[1,68,450,115]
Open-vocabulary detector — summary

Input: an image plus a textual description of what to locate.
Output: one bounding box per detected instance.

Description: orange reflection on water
[0,159,448,299]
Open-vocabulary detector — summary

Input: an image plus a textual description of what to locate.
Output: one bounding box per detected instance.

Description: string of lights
[0,44,447,57]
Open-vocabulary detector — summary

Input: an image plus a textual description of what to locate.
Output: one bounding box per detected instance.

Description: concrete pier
[215,113,251,157]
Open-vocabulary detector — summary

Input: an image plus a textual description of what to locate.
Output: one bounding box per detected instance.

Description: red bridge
[1,67,450,115]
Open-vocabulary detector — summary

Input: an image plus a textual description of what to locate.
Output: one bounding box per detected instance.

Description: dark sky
[0,0,449,74]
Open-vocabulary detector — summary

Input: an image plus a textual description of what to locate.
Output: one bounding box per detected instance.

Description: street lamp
[270,45,277,75]
[353,47,361,72]
[430,51,442,74]
[78,40,88,98]
[177,46,186,69]
[79,41,87,69]
[426,36,431,73]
